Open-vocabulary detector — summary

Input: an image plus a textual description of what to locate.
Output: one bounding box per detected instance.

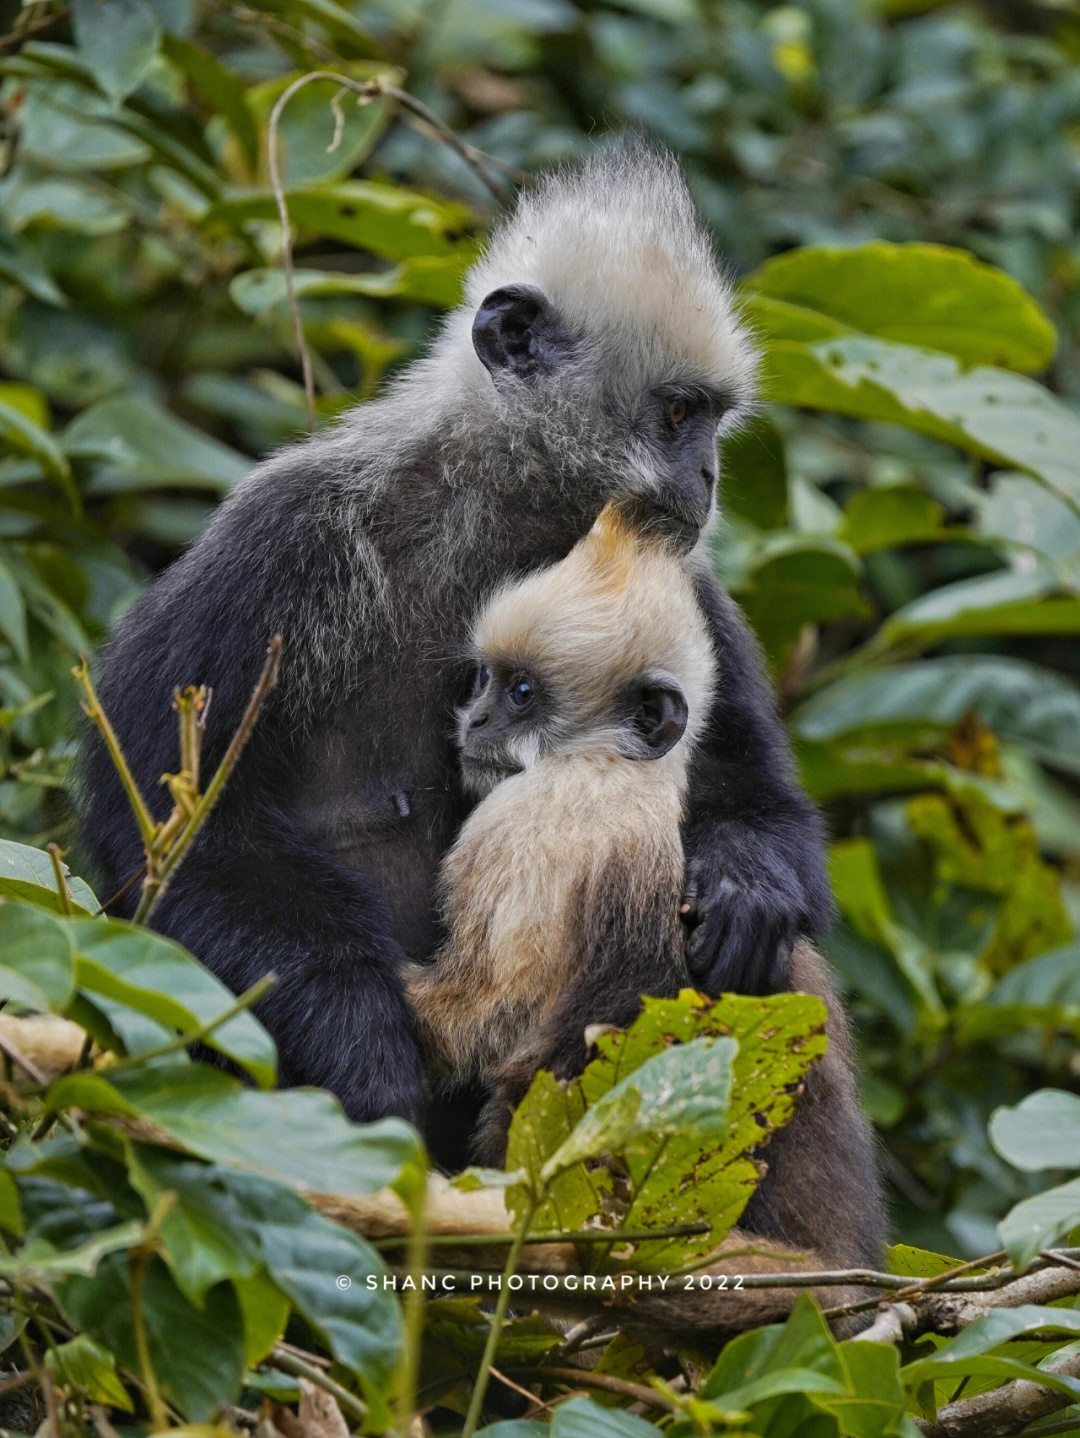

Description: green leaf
[0,1221,145,1279]
[220,1169,401,1413]
[230,255,471,313]
[903,1307,1080,1391]
[828,841,941,1015]
[967,943,1080,1043]
[67,918,277,1086]
[0,396,74,493]
[747,244,1057,372]
[126,1151,400,1413]
[507,991,827,1270]
[0,841,98,915]
[64,394,249,494]
[46,1334,133,1411]
[542,1037,736,1181]
[792,657,1080,779]
[0,1170,23,1237]
[717,414,789,530]
[999,1181,1080,1270]
[700,1293,845,1411]
[762,337,1080,510]
[60,1255,245,1420]
[873,569,1080,653]
[234,1270,290,1364]
[162,35,258,167]
[837,486,948,553]
[989,1091,1080,1173]
[0,557,30,664]
[0,230,66,305]
[0,903,75,1011]
[72,0,161,104]
[552,1397,663,1436]
[206,181,475,261]
[45,1064,424,1196]
[247,71,391,187]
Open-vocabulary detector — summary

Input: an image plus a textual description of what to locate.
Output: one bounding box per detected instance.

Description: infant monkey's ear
[629,676,688,759]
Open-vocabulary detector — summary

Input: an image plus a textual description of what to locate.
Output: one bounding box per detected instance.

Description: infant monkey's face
[456,655,690,799]
[456,661,549,797]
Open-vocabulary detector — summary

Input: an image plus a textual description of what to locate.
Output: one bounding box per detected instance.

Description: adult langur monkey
[80,142,831,1149]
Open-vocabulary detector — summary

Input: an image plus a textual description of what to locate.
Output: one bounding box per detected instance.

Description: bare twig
[74,659,157,848]
[133,636,282,925]
[531,1366,677,1414]
[267,1346,367,1424]
[0,8,70,52]
[0,1033,46,1087]
[266,71,522,425]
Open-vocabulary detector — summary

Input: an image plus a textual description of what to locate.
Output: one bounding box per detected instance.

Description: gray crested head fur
[209,141,758,714]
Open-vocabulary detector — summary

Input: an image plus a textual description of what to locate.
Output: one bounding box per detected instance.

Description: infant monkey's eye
[666,397,689,427]
[475,663,491,692]
[506,676,534,712]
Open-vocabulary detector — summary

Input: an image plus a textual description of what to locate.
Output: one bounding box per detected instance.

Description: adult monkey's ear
[472,284,564,381]
[631,677,689,760]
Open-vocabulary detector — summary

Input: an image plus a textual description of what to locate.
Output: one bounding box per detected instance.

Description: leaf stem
[462,1196,537,1438]
[104,973,277,1074]
[73,659,157,848]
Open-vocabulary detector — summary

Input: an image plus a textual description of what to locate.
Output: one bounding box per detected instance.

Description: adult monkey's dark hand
[682,571,833,997]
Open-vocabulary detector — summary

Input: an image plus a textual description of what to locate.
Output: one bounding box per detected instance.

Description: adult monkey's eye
[666,397,689,428]
[507,676,534,712]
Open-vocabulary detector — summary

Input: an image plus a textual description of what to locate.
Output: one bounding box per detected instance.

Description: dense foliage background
[1,0,1079,1434]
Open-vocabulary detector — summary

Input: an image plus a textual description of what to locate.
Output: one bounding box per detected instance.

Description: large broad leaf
[903,1307,1080,1396]
[230,256,471,313]
[871,568,1080,654]
[551,1398,663,1436]
[127,1150,401,1419]
[829,841,941,1015]
[71,0,161,104]
[506,991,827,1270]
[793,657,1080,779]
[63,394,248,494]
[66,918,277,1087]
[0,903,76,1012]
[205,181,475,261]
[989,1091,1080,1173]
[540,1038,736,1181]
[762,336,1080,510]
[999,1181,1080,1270]
[746,244,1057,372]
[44,1064,423,1197]
[60,1255,245,1422]
[246,70,392,187]
[964,943,1080,1043]
[0,841,98,914]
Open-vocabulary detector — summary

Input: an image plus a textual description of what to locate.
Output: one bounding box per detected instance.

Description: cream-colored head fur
[423,141,757,428]
[469,501,716,767]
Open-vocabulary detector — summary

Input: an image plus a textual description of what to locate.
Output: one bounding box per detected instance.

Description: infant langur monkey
[407,501,713,1160]
[409,499,887,1279]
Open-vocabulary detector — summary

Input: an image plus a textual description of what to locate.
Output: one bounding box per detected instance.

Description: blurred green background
[1,0,1078,1259]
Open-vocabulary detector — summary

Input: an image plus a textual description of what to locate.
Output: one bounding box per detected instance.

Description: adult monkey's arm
[682,567,833,997]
